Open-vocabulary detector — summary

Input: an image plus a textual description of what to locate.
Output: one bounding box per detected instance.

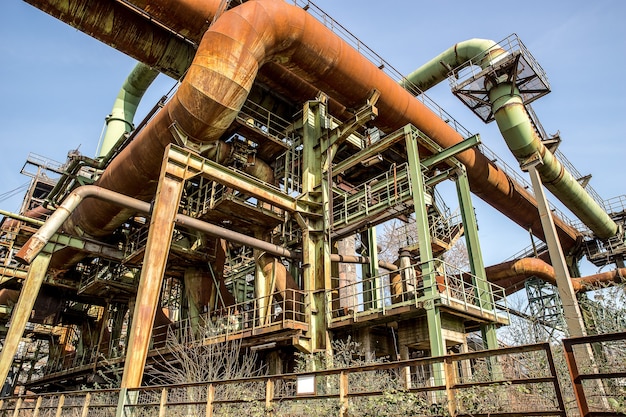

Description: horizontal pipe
[485,257,626,293]
[23,0,196,79]
[0,209,45,227]
[329,254,398,271]
[16,186,298,265]
[401,39,503,92]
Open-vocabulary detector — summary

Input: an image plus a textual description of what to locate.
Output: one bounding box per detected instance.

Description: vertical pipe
[98,62,159,157]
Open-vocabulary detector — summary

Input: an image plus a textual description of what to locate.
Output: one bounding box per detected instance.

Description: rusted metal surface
[120,169,184,388]
[563,332,626,417]
[22,0,195,79]
[486,257,626,293]
[0,254,51,390]
[123,0,223,41]
[26,0,581,251]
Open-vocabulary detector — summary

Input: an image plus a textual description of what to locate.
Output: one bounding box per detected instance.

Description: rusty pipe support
[16,186,298,265]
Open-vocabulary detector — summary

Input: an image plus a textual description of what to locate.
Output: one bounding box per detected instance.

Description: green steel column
[405,128,446,371]
[360,228,380,310]
[300,99,331,353]
[98,62,159,157]
[0,253,51,389]
[120,148,187,389]
[455,170,498,349]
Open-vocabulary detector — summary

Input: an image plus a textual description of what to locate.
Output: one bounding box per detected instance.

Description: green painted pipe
[98,62,159,157]
[401,39,503,91]
[402,38,618,239]
[489,83,617,239]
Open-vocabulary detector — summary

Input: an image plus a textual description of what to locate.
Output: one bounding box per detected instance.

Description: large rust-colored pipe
[39,0,578,252]
[485,257,626,293]
[22,0,197,79]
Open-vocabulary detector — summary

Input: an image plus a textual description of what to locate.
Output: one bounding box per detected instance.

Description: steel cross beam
[166,144,301,213]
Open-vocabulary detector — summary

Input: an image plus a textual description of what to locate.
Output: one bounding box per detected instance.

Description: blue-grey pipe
[97,62,159,157]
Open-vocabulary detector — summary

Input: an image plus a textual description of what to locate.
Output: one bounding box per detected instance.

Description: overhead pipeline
[98,62,159,157]
[488,83,618,239]
[22,0,196,79]
[485,257,626,293]
[400,39,503,92]
[24,0,581,251]
[402,38,617,239]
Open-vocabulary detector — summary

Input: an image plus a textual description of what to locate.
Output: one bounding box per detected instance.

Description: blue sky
[0,0,624,273]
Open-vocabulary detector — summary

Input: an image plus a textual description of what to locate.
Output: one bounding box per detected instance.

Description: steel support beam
[456,169,498,349]
[405,130,446,380]
[298,99,331,354]
[120,149,191,389]
[526,162,586,337]
[0,253,51,389]
[167,144,299,212]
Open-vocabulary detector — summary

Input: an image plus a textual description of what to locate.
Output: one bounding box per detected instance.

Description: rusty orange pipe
[22,0,197,79]
[24,0,580,251]
[47,0,577,252]
[486,257,626,293]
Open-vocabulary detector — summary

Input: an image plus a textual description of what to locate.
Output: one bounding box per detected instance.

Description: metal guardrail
[0,342,566,417]
[151,289,308,351]
[329,260,509,326]
[332,162,413,229]
[563,332,626,417]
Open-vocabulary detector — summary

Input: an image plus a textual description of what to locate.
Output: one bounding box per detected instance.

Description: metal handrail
[329,260,508,324]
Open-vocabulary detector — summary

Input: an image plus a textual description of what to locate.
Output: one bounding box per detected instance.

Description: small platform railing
[328,260,508,326]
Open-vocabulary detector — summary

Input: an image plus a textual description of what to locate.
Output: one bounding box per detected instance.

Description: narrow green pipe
[401,39,503,91]
[402,38,618,239]
[98,62,159,157]
[489,83,617,239]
